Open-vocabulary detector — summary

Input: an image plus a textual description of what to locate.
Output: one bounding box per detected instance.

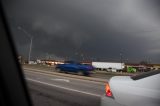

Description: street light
[120,53,123,69]
[81,53,84,61]
[18,26,33,64]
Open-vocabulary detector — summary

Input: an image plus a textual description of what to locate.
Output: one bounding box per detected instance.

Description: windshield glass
[2,0,160,106]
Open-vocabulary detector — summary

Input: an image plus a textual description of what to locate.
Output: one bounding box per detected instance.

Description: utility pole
[120,53,123,69]
[18,26,33,64]
[28,37,33,63]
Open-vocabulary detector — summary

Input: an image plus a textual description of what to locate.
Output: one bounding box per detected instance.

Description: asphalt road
[24,70,107,106]
[23,64,131,79]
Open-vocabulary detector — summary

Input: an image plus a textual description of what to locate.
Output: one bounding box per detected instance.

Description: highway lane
[24,70,107,106]
[23,65,118,79]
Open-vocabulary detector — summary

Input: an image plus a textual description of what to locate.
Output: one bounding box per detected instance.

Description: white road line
[26,78,102,97]
[51,78,70,82]
[24,69,107,85]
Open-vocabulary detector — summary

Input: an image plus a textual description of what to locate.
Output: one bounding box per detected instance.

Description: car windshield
[1,0,160,106]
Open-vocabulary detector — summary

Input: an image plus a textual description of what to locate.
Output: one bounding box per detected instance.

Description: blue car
[55,61,95,76]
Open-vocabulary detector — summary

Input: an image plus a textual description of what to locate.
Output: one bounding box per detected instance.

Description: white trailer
[92,62,125,72]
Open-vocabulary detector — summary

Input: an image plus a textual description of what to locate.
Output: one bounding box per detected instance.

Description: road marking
[51,78,70,82]
[27,78,102,97]
[24,69,107,85]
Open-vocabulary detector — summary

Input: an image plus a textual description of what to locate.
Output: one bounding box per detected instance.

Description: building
[125,63,160,72]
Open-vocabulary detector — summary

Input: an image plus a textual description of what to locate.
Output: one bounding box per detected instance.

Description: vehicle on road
[127,66,137,73]
[92,62,125,72]
[55,61,95,76]
[101,70,160,106]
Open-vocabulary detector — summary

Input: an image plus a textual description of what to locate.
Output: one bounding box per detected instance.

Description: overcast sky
[2,0,160,63]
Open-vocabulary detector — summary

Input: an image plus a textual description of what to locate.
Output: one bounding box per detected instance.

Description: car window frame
[131,70,160,80]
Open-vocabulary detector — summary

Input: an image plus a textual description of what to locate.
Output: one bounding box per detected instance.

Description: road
[24,69,108,106]
[23,64,131,79]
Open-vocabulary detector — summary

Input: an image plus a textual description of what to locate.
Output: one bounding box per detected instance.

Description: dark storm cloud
[2,0,160,63]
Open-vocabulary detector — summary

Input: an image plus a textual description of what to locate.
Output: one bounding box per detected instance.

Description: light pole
[81,53,84,61]
[126,58,129,63]
[18,26,33,64]
[28,36,33,63]
[120,53,123,69]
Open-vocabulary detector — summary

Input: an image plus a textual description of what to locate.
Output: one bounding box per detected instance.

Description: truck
[92,62,125,72]
[55,61,95,76]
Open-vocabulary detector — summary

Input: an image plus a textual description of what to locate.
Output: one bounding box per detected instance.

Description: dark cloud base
[2,0,160,63]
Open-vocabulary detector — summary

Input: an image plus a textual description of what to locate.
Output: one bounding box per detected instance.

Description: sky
[2,0,160,63]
